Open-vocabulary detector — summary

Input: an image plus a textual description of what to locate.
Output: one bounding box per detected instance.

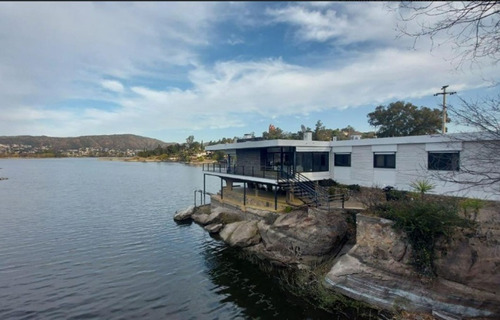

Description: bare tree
[443,95,500,194]
[393,1,500,67]
[392,2,500,197]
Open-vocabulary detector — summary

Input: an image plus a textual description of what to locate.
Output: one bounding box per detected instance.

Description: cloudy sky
[1,2,498,143]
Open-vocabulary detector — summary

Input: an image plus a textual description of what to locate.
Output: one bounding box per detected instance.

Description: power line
[434,85,456,133]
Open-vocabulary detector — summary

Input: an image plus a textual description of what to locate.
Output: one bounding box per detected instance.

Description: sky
[1,2,498,143]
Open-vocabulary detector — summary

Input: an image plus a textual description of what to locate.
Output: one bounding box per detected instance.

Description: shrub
[319,179,339,187]
[409,179,435,200]
[328,186,350,201]
[373,199,470,276]
[459,198,484,221]
[347,184,361,192]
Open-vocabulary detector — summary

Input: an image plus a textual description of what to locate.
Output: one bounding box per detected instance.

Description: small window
[428,152,460,171]
[334,153,351,167]
[374,153,396,169]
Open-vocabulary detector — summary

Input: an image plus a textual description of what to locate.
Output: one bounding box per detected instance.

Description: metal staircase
[278,171,345,210]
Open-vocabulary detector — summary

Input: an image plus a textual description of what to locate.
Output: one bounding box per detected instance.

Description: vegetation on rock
[372,198,472,276]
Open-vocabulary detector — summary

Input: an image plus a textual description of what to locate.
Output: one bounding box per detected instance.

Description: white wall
[330,141,499,201]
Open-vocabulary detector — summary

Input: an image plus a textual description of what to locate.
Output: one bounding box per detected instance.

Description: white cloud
[101,80,124,93]
[0,2,220,107]
[0,2,497,142]
[266,3,399,45]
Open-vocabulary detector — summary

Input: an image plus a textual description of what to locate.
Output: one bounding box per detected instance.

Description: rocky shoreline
[174,200,500,319]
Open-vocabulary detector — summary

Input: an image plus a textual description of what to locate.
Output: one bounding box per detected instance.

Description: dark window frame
[373,153,396,169]
[334,153,351,167]
[296,152,329,172]
[428,152,460,171]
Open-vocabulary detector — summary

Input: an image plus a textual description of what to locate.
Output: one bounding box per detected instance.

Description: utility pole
[434,85,456,134]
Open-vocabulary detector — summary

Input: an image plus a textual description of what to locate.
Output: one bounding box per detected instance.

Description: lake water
[0,158,362,320]
[0,159,352,319]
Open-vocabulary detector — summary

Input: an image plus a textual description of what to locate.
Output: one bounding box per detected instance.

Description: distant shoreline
[0,155,217,165]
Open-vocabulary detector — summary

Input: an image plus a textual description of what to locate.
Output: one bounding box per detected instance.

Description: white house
[204,132,499,204]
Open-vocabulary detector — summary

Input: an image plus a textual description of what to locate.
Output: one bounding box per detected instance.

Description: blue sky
[1,2,498,143]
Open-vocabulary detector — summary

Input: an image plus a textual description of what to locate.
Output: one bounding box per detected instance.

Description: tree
[186,135,194,147]
[393,1,500,66]
[367,101,446,137]
[313,120,333,141]
[438,95,500,195]
[263,124,295,140]
[393,2,500,195]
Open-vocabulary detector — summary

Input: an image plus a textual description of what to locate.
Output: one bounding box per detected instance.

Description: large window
[373,153,396,168]
[261,147,293,167]
[296,152,329,172]
[334,153,351,167]
[428,152,460,171]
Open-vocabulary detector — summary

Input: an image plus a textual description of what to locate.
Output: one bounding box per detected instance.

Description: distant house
[203,132,499,210]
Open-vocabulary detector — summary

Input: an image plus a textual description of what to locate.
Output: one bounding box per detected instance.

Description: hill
[0,134,173,151]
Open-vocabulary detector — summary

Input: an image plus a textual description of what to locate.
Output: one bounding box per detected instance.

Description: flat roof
[206,132,494,152]
[206,139,330,151]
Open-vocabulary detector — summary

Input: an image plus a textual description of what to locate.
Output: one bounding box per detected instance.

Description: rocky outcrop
[257,209,348,265]
[173,205,195,221]
[219,221,261,247]
[324,214,500,318]
[180,201,348,267]
[174,201,500,318]
[204,223,223,233]
[434,227,500,295]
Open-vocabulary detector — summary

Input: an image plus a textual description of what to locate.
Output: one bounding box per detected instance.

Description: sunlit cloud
[0,2,498,142]
[101,80,124,93]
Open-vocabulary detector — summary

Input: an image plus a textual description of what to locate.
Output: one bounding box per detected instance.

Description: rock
[258,209,347,258]
[204,223,223,233]
[219,221,261,248]
[192,206,243,226]
[352,214,411,268]
[434,231,500,294]
[324,214,500,318]
[173,205,195,221]
[325,253,500,318]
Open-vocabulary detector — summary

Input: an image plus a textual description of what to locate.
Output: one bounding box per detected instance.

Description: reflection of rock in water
[200,230,387,320]
[200,241,337,319]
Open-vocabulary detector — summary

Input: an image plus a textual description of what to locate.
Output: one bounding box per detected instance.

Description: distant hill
[0,134,173,151]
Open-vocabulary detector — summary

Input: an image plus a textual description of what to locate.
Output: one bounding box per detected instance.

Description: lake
[0,158,360,319]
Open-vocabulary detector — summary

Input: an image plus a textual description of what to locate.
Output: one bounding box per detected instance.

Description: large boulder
[325,253,500,318]
[434,228,500,295]
[204,223,224,234]
[192,206,242,226]
[258,209,347,258]
[219,221,261,248]
[173,205,195,221]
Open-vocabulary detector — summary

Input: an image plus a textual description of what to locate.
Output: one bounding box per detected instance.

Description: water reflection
[201,239,337,319]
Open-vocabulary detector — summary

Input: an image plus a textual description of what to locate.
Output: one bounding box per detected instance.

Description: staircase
[278,171,343,209]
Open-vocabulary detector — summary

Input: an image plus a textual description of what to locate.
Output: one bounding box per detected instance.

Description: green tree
[263,125,294,140]
[313,120,334,141]
[368,101,445,137]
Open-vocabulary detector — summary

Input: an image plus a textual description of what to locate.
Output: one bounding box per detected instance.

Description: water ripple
[0,159,348,320]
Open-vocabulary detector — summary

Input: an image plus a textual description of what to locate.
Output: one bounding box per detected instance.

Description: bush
[459,198,484,221]
[373,199,471,276]
[347,184,361,192]
[328,186,350,201]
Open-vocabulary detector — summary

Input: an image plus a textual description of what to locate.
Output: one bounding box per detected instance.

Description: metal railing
[202,163,291,180]
[202,163,346,209]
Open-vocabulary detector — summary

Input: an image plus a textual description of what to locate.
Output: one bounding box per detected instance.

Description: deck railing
[202,163,292,181]
[202,163,346,209]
